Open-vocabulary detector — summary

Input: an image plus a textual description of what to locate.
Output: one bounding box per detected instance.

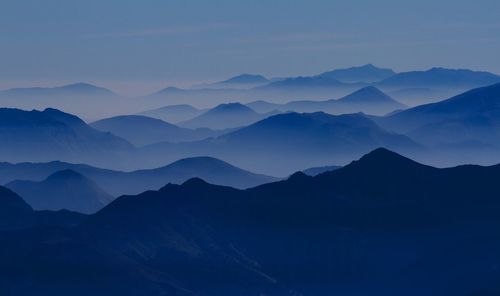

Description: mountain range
[0,82,116,97]
[6,170,113,214]
[318,64,396,83]
[138,104,205,123]
[1,148,499,295]
[179,103,278,129]
[0,157,278,196]
[377,67,500,90]
[248,86,406,115]
[91,115,226,146]
[0,108,134,168]
[142,112,421,175]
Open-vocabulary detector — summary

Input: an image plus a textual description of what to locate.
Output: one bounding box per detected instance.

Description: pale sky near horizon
[1,0,500,95]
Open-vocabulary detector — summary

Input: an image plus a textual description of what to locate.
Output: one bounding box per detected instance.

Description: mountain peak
[45,169,85,182]
[288,171,311,182]
[349,148,424,170]
[182,177,210,187]
[337,86,401,105]
[222,74,268,84]
[212,102,255,113]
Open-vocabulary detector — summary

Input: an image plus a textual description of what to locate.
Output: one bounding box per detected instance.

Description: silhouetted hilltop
[7,169,114,214]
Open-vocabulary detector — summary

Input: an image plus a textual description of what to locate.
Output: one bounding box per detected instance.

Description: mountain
[142,112,421,175]
[333,86,406,114]
[90,115,225,146]
[0,82,116,97]
[375,83,500,165]
[6,170,114,214]
[179,102,271,129]
[301,165,340,176]
[249,86,405,116]
[259,75,348,90]
[380,83,500,132]
[319,64,396,83]
[221,74,269,84]
[192,74,270,90]
[0,108,134,168]
[2,149,500,295]
[0,157,277,196]
[378,67,500,90]
[0,185,85,232]
[138,104,204,123]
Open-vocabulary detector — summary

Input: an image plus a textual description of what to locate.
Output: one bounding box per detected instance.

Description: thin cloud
[84,23,233,39]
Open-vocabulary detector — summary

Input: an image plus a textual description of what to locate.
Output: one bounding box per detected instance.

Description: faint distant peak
[319,64,396,83]
[220,74,269,84]
[210,102,257,113]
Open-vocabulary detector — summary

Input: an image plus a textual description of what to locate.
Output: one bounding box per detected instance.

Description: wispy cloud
[84,23,233,39]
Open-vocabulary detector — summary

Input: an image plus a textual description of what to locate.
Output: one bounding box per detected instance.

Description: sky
[1,0,500,95]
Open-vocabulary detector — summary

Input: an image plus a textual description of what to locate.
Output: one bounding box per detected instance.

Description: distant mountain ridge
[7,170,114,214]
[139,104,204,123]
[0,82,116,97]
[0,156,278,196]
[179,102,274,129]
[91,115,226,146]
[319,64,396,83]
[0,108,134,167]
[378,67,500,89]
[247,86,405,115]
[142,111,421,175]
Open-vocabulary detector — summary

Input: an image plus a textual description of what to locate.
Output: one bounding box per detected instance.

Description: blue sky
[1,0,499,94]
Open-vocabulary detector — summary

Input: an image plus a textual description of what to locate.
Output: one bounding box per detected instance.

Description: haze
[1,0,500,95]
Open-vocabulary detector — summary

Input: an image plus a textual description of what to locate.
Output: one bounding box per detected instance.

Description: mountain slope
[143,112,421,175]
[179,103,269,129]
[7,170,114,214]
[139,104,204,123]
[378,67,500,89]
[319,64,396,83]
[91,115,224,146]
[0,82,116,97]
[0,108,134,168]
[0,157,278,196]
[0,185,85,231]
[2,149,500,295]
[247,87,405,115]
[379,83,500,145]
[301,165,340,176]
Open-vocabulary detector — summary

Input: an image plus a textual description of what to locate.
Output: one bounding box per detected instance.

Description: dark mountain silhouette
[143,112,421,175]
[6,170,114,214]
[301,165,340,176]
[0,82,116,97]
[318,64,396,83]
[246,86,405,115]
[0,108,134,168]
[0,185,85,232]
[378,67,500,89]
[91,115,226,146]
[0,157,277,196]
[138,104,204,123]
[179,102,272,129]
[2,149,500,295]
